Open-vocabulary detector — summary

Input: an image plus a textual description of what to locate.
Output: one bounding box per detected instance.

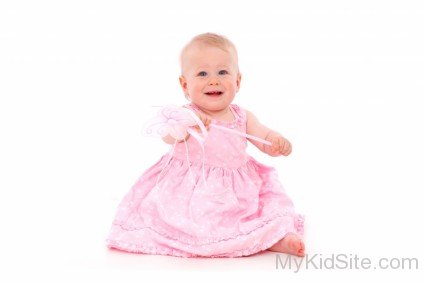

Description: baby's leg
[267,233,305,257]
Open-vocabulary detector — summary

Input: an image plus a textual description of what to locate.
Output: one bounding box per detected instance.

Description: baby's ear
[179,75,189,95]
[236,73,242,92]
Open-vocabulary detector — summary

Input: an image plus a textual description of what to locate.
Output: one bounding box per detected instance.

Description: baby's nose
[208,76,220,85]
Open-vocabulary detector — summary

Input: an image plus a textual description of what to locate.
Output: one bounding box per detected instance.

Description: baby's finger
[283,140,292,156]
[205,118,211,129]
[202,115,209,124]
[279,138,284,154]
[282,140,289,154]
[272,137,279,152]
[196,115,210,131]
[197,113,206,124]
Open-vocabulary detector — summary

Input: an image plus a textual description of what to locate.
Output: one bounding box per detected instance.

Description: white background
[1,0,424,282]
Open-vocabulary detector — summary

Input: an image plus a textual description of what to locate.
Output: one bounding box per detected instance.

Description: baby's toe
[297,241,305,257]
[289,236,305,257]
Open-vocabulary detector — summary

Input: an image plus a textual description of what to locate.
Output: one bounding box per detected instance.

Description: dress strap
[229,104,238,120]
[230,104,246,122]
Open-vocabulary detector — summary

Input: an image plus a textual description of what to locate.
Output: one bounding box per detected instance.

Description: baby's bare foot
[267,233,305,257]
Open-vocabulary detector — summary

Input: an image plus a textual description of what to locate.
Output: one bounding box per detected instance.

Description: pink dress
[106,103,304,258]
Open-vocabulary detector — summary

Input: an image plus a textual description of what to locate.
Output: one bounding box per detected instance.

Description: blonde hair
[180,32,239,75]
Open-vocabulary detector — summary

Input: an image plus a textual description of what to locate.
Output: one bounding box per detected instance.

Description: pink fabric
[106,103,304,258]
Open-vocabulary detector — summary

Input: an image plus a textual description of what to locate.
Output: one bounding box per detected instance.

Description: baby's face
[179,44,241,112]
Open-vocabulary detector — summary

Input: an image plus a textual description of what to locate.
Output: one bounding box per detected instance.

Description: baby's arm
[162,133,190,144]
[245,109,292,157]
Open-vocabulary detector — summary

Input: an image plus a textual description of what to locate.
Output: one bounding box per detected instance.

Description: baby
[106,33,305,258]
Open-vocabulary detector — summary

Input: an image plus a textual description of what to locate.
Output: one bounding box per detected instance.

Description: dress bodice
[170,103,248,168]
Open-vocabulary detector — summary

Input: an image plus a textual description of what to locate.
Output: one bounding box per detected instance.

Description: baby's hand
[178,112,211,142]
[265,132,292,157]
[193,112,211,132]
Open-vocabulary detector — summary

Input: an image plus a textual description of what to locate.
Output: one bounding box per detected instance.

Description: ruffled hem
[106,214,305,258]
[115,211,301,245]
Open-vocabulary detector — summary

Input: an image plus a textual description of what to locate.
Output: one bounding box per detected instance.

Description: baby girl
[106,33,305,258]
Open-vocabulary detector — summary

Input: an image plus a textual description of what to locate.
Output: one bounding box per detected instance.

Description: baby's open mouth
[205,91,223,95]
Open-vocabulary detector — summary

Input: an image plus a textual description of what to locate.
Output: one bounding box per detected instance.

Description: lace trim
[106,214,305,258]
[111,212,304,245]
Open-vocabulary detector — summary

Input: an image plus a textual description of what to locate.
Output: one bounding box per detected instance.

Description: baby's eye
[197,71,207,77]
[218,70,228,75]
